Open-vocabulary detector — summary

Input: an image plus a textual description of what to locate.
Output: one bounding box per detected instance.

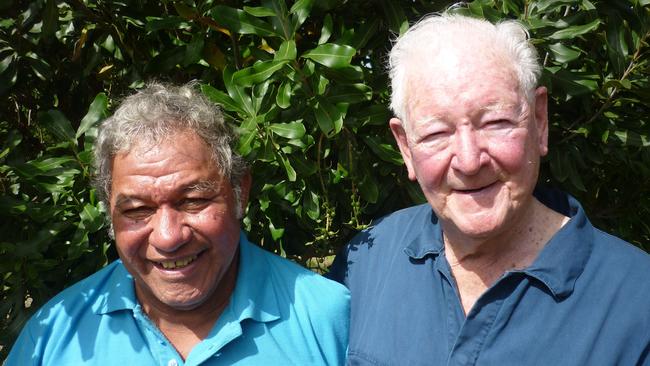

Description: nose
[450,127,487,175]
[150,206,191,252]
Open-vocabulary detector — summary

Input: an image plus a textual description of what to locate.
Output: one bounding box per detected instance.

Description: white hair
[388,13,541,123]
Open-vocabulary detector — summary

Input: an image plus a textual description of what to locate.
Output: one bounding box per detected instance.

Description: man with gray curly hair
[328,12,650,365]
[8,82,349,366]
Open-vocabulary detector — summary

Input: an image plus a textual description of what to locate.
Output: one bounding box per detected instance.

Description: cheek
[410,149,450,188]
[112,218,148,259]
[487,129,531,173]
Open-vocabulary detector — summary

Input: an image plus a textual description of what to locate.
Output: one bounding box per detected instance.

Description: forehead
[110,131,222,194]
[404,53,522,122]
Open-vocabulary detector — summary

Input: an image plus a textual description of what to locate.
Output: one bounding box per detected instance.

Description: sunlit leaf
[233,60,288,87]
[302,43,356,69]
[548,43,581,63]
[275,40,297,61]
[276,81,292,108]
[243,6,277,17]
[550,19,601,40]
[211,5,277,36]
[77,93,108,139]
[269,121,306,139]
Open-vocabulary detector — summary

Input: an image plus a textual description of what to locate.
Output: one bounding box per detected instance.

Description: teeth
[159,255,197,270]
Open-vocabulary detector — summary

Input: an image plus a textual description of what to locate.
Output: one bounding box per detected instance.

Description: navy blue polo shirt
[328,189,650,365]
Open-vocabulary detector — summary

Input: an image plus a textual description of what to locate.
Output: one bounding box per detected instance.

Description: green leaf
[77,93,108,139]
[145,16,188,32]
[0,62,17,94]
[233,60,288,87]
[269,121,306,139]
[211,5,277,36]
[223,66,255,116]
[359,171,379,203]
[41,0,58,43]
[39,110,76,143]
[614,130,650,147]
[243,6,277,17]
[275,40,297,61]
[328,83,372,104]
[550,19,601,40]
[289,0,313,31]
[276,81,292,108]
[0,52,14,74]
[184,35,205,66]
[530,0,580,13]
[278,153,297,181]
[237,130,257,156]
[363,136,403,165]
[606,16,628,76]
[145,47,185,73]
[380,0,408,35]
[302,43,356,69]
[200,84,243,114]
[302,190,320,220]
[314,99,343,135]
[319,14,333,45]
[350,19,380,49]
[548,43,581,63]
[25,56,52,81]
[549,148,570,182]
[79,203,103,232]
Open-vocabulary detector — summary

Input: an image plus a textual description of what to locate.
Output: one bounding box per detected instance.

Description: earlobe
[534,87,549,156]
[389,118,417,181]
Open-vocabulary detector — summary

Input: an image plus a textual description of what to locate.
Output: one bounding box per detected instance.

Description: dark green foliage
[1,0,649,359]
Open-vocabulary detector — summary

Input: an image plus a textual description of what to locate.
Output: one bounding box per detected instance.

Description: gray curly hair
[93,81,248,218]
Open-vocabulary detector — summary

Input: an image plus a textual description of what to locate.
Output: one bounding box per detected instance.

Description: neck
[137,251,239,359]
[443,198,569,314]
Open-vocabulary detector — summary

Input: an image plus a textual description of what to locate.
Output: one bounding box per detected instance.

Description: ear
[389,117,417,181]
[533,87,549,156]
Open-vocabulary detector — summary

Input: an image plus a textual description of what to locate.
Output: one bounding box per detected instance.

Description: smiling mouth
[156,254,198,270]
[456,182,497,193]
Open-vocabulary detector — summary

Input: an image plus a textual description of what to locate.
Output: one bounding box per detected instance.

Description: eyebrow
[184,180,219,193]
[113,180,221,207]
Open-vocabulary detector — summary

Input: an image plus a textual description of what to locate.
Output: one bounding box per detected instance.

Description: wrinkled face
[109,131,249,311]
[390,56,548,241]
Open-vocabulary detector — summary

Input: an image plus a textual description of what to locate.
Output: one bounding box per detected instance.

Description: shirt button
[167,359,178,366]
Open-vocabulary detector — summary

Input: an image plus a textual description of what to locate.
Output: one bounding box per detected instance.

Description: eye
[483,119,512,129]
[121,206,155,220]
[421,129,450,143]
[179,197,213,212]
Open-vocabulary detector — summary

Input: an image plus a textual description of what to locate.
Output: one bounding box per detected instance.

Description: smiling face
[390,50,548,242]
[109,130,249,313]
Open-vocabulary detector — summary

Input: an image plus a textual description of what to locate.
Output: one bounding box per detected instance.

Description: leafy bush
[1,0,649,359]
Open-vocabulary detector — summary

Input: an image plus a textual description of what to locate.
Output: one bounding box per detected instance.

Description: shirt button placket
[167,359,179,366]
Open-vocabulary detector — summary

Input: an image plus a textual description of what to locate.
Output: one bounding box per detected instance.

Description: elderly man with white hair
[328,12,650,366]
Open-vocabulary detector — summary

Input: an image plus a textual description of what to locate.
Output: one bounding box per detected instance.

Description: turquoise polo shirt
[328,188,650,365]
[7,233,350,365]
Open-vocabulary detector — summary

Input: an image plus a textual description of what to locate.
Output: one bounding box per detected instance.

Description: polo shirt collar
[521,191,593,299]
[95,232,281,323]
[93,261,138,314]
[403,207,445,259]
[402,189,593,300]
